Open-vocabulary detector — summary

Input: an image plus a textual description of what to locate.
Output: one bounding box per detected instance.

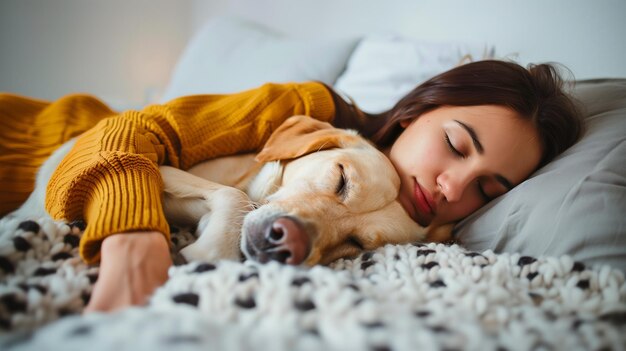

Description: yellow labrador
[17,116,444,266]
[164,116,433,265]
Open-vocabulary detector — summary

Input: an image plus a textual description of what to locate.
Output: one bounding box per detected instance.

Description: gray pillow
[454,79,626,271]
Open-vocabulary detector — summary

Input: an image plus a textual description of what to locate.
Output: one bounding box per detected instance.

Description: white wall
[0,0,191,107]
[1,0,624,107]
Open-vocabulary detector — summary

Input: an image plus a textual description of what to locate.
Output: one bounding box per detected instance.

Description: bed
[1,16,625,350]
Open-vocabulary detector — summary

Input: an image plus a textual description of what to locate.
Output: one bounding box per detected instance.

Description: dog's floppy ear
[255,115,358,162]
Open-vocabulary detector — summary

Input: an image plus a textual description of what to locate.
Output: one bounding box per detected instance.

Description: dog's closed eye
[336,163,348,199]
[347,236,365,250]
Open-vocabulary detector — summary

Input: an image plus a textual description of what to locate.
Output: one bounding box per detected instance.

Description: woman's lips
[413,179,435,218]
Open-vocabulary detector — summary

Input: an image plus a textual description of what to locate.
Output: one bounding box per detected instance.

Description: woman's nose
[437,171,472,203]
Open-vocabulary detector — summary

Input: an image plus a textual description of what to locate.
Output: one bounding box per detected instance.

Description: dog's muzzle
[244,215,311,265]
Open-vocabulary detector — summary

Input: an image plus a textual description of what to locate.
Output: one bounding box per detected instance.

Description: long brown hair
[372,60,583,168]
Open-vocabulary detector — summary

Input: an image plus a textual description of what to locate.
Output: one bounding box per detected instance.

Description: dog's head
[241,116,426,266]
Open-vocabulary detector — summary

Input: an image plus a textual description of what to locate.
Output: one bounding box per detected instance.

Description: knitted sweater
[0,82,344,263]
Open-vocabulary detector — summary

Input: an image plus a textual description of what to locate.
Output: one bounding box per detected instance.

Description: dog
[15,116,443,266]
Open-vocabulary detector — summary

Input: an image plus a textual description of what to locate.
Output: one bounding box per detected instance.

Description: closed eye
[444,133,465,158]
[347,236,365,250]
[336,163,348,198]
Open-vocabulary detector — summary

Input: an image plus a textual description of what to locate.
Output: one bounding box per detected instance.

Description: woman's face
[386,105,542,227]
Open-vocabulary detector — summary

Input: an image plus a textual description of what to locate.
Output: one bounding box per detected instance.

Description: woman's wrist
[100,231,171,273]
[85,231,172,313]
[101,231,169,256]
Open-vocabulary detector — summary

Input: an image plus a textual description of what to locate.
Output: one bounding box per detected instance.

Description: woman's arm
[83,231,172,313]
[37,83,337,311]
[44,82,336,265]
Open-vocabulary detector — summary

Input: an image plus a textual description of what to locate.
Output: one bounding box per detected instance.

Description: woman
[0,60,583,312]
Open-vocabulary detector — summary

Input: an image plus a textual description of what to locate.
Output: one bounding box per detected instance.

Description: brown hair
[372,60,584,168]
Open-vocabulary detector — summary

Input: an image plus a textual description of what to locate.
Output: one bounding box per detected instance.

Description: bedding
[334,35,495,113]
[0,217,625,350]
[159,17,358,102]
[1,15,625,350]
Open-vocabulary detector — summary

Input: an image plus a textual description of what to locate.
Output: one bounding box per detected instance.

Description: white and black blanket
[0,216,625,351]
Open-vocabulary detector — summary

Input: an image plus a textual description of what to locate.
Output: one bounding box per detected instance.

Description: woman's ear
[255,115,359,163]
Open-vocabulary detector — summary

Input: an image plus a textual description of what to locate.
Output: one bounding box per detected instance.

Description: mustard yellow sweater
[0,82,339,263]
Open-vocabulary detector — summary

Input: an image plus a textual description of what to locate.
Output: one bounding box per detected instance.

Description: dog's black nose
[261,216,309,265]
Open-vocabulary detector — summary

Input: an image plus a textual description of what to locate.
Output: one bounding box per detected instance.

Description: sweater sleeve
[45,82,335,263]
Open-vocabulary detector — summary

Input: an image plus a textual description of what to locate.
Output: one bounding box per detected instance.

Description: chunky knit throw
[0,216,625,350]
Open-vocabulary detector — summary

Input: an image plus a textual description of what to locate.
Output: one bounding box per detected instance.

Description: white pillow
[160,17,358,102]
[334,35,495,113]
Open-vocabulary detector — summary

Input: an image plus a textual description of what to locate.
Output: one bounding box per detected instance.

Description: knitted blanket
[1,216,625,351]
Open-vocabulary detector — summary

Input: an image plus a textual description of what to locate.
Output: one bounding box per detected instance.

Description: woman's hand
[83,231,172,313]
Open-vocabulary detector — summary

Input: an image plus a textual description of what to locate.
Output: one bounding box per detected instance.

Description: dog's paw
[180,213,242,263]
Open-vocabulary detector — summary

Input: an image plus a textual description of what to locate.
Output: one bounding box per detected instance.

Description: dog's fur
[15,116,438,266]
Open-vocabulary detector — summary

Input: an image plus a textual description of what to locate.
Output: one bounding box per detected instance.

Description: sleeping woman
[0,60,583,312]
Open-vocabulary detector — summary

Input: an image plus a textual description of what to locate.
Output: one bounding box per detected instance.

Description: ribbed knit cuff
[79,163,170,264]
[45,145,171,264]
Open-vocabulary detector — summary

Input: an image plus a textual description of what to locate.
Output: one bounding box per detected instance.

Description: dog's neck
[245,161,283,202]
